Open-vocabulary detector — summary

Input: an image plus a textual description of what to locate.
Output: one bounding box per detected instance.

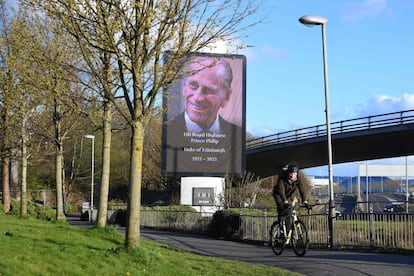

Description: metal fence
[240,212,414,250]
[141,207,414,251]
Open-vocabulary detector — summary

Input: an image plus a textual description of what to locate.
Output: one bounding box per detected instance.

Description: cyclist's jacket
[272,170,308,208]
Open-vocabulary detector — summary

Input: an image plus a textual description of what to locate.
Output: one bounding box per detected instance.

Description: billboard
[162,53,246,176]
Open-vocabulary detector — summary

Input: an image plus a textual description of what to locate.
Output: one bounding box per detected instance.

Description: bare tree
[225,172,262,207]
[26,0,265,248]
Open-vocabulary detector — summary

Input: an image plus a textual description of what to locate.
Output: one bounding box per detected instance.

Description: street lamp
[299,15,336,248]
[84,134,95,223]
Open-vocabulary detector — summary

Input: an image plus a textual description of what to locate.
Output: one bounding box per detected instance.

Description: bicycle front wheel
[270,221,285,255]
[292,219,309,257]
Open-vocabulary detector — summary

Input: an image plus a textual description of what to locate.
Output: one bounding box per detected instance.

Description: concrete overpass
[246,109,414,178]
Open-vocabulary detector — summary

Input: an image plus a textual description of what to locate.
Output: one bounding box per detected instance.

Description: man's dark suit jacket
[162,112,244,176]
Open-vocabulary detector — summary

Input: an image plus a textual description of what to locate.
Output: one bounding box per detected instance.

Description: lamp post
[299,15,336,248]
[366,160,369,212]
[84,135,95,223]
[406,156,409,214]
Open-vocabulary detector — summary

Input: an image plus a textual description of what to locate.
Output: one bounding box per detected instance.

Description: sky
[233,0,414,177]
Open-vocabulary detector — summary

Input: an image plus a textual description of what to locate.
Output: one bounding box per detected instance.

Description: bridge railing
[247,109,414,151]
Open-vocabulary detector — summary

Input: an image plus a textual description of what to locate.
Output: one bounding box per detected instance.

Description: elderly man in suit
[177,56,238,133]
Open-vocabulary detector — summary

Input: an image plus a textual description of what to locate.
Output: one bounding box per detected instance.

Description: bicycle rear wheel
[292,219,309,257]
[270,221,285,255]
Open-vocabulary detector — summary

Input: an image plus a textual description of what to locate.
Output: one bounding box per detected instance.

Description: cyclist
[272,163,310,233]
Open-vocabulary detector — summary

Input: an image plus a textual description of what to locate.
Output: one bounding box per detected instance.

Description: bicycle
[270,201,311,257]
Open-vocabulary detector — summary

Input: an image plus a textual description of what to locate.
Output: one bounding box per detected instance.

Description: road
[68,215,414,276]
[335,194,356,214]
[332,193,408,214]
[368,193,406,213]
[140,229,414,276]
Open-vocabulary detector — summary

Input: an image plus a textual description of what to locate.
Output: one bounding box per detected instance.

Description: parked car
[325,209,342,217]
[383,205,394,213]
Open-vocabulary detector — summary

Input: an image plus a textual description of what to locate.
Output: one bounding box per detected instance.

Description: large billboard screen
[162,53,246,176]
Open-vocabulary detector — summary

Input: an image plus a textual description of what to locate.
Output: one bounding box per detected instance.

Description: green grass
[0,214,300,275]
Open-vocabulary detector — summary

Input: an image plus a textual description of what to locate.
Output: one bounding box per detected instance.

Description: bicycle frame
[270,201,311,257]
[282,207,299,245]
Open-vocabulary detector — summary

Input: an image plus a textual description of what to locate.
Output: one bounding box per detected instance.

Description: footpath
[67,215,414,276]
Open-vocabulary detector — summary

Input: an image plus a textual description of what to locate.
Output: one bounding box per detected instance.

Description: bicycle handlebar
[299,204,315,214]
[294,204,314,208]
[283,204,314,215]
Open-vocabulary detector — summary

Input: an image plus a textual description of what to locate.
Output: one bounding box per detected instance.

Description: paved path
[68,215,414,276]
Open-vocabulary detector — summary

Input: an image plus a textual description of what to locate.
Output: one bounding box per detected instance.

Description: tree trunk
[1,102,11,213]
[54,101,66,221]
[55,135,66,220]
[20,116,28,217]
[125,120,144,248]
[97,99,112,227]
[2,154,10,213]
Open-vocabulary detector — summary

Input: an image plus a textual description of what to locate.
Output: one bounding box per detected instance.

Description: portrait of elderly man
[172,56,240,134]
[162,55,245,176]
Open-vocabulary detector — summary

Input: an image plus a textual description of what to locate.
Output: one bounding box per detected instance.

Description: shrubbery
[208,208,269,240]
[110,205,270,239]
[7,200,56,221]
[111,205,201,228]
[209,209,241,239]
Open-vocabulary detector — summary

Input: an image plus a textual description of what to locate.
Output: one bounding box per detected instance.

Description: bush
[8,199,56,221]
[65,203,78,214]
[115,209,128,227]
[141,205,198,212]
[80,211,89,221]
[208,209,241,240]
[111,205,201,228]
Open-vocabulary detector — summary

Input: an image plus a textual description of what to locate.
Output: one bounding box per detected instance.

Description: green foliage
[0,215,298,275]
[64,203,78,214]
[113,205,200,227]
[256,191,277,210]
[219,207,263,216]
[27,165,55,190]
[8,199,56,221]
[141,205,197,212]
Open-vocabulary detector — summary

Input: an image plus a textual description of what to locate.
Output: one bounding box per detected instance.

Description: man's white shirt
[184,112,221,133]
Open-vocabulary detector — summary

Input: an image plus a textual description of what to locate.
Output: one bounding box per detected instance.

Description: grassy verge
[0,214,300,275]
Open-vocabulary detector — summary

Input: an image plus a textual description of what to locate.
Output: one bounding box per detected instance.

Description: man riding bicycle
[272,163,310,231]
